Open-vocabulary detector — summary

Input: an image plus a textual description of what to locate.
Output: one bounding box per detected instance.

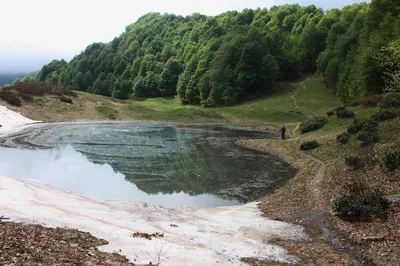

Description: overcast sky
[0,0,368,73]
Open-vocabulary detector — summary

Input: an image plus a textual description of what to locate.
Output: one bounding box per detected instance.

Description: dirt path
[290,75,318,117]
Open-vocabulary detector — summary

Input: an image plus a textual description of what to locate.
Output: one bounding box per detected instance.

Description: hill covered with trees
[36,0,400,106]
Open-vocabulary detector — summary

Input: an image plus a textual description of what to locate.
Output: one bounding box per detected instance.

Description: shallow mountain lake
[0,122,296,208]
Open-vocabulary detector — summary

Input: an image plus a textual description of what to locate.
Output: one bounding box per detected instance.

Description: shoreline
[0,105,310,265]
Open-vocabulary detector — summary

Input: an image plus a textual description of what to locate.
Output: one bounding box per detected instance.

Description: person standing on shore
[278,125,286,140]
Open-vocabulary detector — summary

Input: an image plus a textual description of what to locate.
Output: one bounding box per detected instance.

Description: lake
[0,122,296,208]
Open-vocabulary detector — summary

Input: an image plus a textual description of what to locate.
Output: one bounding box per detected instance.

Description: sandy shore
[0,105,40,138]
[0,105,309,265]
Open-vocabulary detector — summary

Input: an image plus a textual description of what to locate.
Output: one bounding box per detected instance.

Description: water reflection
[0,122,296,208]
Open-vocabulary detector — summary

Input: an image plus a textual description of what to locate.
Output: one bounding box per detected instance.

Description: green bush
[326,110,335,116]
[337,132,350,144]
[347,119,366,134]
[0,90,22,107]
[357,119,379,145]
[382,151,400,172]
[300,116,327,133]
[333,189,388,219]
[371,110,398,122]
[300,140,320,151]
[345,156,363,169]
[336,108,355,119]
[59,96,73,104]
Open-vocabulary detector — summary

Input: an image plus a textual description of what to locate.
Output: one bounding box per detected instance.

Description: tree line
[34,0,400,106]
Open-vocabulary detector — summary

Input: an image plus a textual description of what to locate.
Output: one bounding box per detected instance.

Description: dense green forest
[35,0,400,106]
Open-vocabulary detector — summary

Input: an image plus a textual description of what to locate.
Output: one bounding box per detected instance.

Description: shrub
[64,90,78,97]
[337,132,350,144]
[382,151,400,172]
[360,96,380,107]
[59,96,73,104]
[300,116,327,133]
[326,110,335,116]
[380,92,400,109]
[371,110,398,122]
[348,101,360,107]
[333,189,388,219]
[345,156,363,169]
[336,108,355,119]
[13,83,45,96]
[347,119,365,134]
[357,119,379,145]
[0,90,22,107]
[18,93,34,102]
[300,140,320,151]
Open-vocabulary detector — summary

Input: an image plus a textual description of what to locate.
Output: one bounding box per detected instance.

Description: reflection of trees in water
[11,123,294,203]
[119,141,295,203]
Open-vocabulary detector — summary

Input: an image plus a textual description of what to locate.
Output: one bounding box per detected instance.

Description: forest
[35,0,400,106]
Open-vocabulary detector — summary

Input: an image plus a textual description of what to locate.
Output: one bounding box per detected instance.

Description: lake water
[0,122,296,208]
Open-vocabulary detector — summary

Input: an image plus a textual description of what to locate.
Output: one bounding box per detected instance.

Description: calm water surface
[0,122,296,208]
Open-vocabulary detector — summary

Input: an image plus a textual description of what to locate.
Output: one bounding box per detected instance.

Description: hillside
[1,76,400,264]
[36,0,400,107]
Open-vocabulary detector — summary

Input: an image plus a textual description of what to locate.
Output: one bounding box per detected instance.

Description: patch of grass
[295,78,341,114]
[95,106,119,120]
[126,103,224,122]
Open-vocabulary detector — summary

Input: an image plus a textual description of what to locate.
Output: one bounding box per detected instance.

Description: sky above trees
[0,0,368,73]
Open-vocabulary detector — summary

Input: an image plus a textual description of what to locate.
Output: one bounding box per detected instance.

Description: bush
[360,96,380,107]
[300,116,327,133]
[380,92,400,109]
[336,108,355,119]
[300,140,320,151]
[64,90,78,97]
[333,189,388,219]
[345,156,363,169]
[347,119,366,134]
[337,132,350,144]
[382,151,400,172]
[371,110,398,122]
[13,83,45,96]
[326,110,335,116]
[348,101,360,107]
[18,93,34,102]
[357,119,379,145]
[0,90,22,107]
[59,96,73,104]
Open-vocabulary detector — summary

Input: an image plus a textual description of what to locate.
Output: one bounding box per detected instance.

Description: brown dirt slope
[0,221,134,265]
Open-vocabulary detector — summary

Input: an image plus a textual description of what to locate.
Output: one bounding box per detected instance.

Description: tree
[375,39,400,92]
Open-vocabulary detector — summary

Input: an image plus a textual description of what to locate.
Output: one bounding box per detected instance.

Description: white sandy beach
[0,105,309,265]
